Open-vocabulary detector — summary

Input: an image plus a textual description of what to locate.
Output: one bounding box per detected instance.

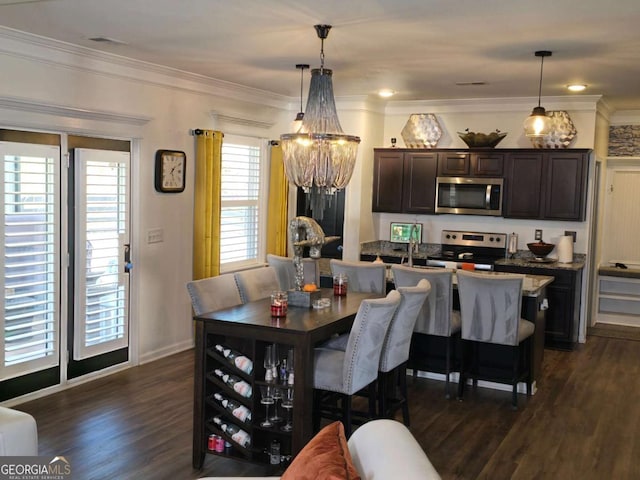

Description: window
[220,136,268,271]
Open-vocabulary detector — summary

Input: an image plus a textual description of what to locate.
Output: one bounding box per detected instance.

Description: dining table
[192,288,382,469]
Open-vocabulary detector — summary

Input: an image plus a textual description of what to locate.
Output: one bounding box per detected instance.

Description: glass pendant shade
[280,66,360,219]
[524,106,552,137]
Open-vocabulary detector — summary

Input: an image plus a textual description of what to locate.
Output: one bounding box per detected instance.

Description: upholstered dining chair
[233,266,280,303]
[321,279,431,425]
[391,265,460,398]
[266,253,320,290]
[186,274,243,315]
[456,270,534,409]
[329,259,387,294]
[313,290,401,437]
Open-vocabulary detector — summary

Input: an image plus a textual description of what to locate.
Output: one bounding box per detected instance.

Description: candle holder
[270,291,288,317]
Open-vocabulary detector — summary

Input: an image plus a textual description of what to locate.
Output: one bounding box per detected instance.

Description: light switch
[147,228,164,244]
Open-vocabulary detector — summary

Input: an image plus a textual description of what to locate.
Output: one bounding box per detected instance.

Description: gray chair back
[379,279,431,373]
[266,254,319,290]
[330,259,386,294]
[233,266,280,303]
[186,274,243,315]
[456,270,524,346]
[391,265,458,337]
[342,290,401,393]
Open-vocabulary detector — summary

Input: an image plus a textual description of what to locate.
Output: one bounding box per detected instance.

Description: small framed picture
[390,222,422,244]
[155,150,186,193]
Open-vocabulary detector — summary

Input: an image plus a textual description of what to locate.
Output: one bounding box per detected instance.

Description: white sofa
[0,406,38,456]
[200,419,440,480]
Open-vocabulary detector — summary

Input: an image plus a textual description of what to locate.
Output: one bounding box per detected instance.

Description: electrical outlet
[564,230,577,242]
[535,229,543,241]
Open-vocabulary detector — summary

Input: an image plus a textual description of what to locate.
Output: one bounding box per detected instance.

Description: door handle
[124,244,133,273]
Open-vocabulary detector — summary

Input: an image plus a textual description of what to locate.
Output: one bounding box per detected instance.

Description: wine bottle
[213,368,252,398]
[213,392,252,423]
[213,415,251,448]
[215,344,254,375]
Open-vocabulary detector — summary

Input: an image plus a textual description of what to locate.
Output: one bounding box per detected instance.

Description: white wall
[0,30,293,367]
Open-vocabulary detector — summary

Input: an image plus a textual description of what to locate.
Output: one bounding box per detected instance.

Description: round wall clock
[155,150,186,193]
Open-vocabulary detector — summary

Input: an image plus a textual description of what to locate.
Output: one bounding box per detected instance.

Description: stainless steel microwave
[435,177,503,216]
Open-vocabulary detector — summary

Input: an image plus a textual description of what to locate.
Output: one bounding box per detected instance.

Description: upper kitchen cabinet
[437,152,504,177]
[503,149,590,221]
[372,149,437,213]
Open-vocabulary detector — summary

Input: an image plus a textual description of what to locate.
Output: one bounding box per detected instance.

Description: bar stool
[391,265,460,398]
[329,259,386,294]
[186,274,243,315]
[456,270,534,409]
[312,290,401,437]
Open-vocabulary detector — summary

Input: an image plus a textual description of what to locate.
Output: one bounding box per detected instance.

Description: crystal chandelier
[280,25,361,220]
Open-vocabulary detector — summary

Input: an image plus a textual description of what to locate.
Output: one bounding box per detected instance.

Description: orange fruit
[303,283,318,292]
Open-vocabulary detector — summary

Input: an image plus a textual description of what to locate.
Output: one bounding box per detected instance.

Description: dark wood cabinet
[296,187,344,258]
[494,264,582,350]
[373,148,589,219]
[503,149,589,221]
[437,151,504,177]
[437,152,469,176]
[372,149,437,214]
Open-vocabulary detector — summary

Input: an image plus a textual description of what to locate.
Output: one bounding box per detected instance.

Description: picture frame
[154,150,186,193]
[390,222,422,244]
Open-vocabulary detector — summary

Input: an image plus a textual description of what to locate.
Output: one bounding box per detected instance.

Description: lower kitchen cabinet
[494,264,582,350]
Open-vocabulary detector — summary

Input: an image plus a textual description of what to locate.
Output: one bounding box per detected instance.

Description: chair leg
[368,382,377,419]
[511,346,519,410]
[398,364,410,426]
[445,336,452,399]
[342,394,352,438]
[526,337,533,396]
[377,372,387,419]
[313,389,322,432]
[457,340,466,400]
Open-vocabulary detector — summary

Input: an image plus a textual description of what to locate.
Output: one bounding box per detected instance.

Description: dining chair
[320,279,431,425]
[391,265,460,398]
[186,273,243,315]
[329,259,387,294]
[313,290,401,437]
[377,279,430,425]
[456,270,534,409]
[266,253,320,290]
[233,266,280,303]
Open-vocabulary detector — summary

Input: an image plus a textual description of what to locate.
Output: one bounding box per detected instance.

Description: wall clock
[155,150,186,193]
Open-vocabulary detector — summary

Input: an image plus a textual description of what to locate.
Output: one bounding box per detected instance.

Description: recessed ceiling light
[378,89,395,98]
[567,84,587,92]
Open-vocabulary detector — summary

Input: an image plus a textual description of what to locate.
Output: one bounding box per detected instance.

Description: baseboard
[138,339,194,365]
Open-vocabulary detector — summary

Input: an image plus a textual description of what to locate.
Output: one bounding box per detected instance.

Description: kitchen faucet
[408,223,419,267]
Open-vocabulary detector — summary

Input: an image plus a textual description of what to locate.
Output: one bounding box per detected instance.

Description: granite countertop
[360,240,586,272]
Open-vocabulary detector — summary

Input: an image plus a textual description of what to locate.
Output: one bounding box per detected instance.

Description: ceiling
[2,0,640,110]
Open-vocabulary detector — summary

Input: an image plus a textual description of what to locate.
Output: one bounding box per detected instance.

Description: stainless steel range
[427,230,507,271]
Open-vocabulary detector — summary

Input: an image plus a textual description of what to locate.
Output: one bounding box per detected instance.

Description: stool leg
[377,372,387,419]
[342,394,352,438]
[399,364,410,426]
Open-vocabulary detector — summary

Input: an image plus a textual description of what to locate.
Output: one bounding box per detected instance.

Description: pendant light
[523,50,552,137]
[280,25,361,221]
[291,64,309,132]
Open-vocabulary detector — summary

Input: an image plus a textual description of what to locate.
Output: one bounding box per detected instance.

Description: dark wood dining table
[192,288,381,469]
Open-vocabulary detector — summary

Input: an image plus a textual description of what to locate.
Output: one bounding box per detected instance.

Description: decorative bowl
[458,130,507,148]
[527,242,555,258]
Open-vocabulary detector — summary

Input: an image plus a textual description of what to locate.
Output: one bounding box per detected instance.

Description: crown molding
[0,26,290,110]
[0,95,151,125]
[385,95,602,115]
[210,112,275,130]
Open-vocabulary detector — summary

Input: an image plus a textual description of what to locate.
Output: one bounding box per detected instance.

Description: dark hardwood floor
[13,332,640,480]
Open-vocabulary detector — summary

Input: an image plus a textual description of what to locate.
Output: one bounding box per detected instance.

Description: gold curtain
[193,129,223,280]
[266,141,289,256]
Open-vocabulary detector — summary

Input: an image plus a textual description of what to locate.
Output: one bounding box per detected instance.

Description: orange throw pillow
[281,421,361,480]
